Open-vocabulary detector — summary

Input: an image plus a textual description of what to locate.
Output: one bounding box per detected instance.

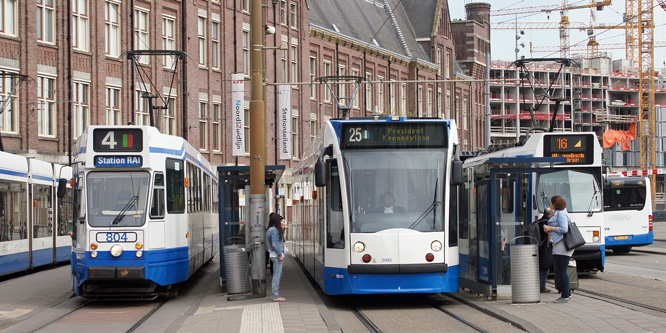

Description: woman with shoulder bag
[543,195,574,303]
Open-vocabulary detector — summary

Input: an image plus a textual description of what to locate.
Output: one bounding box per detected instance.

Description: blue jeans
[539,267,550,291]
[553,255,571,298]
[270,257,283,299]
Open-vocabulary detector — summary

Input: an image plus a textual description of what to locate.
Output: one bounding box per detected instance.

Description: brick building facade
[0,0,489,169]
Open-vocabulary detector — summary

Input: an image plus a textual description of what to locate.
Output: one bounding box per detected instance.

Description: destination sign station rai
[543,134,594,165]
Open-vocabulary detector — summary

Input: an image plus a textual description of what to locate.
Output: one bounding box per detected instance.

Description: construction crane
[490,0,613,58]
[529,41,666,53]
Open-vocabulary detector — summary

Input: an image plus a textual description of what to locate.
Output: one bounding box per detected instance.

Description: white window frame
[290,41,298,85]
[199,101,208,151]
[338,65,346,105]
[162,15,176,68]
[0,0,18,36]
[105,0,120,57]
[417,86,423,117]
[135,88,150,126]
[292,114,299,159]
[244,107,250,154]
[352,68,360,109]
[72,0,89,51]
[280,0,287,25]
[389,80,395,115]
[323,61,331,103]
[365,73,372,112]
[72,81,90,138]
[309,56,317,100]
[242,29,250,75]
[134,7,150,64]
[211,20,220,70]
[377,76,384,114]
[427,88,433,117]
[198,16,207,67]
[105,86,121,125]
[37,75,56,137]
[400,83,406,116]
[437,88,442,118]
[290,1,298,29]
[37,0,55,44]
[163,96,176,135]
[212,103,221,152]
[0,71,19,133]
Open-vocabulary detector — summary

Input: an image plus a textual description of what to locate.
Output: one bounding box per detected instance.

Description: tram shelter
[217,165,285,284]
[459,156,567,299]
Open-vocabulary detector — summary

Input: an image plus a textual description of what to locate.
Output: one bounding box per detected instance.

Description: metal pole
[249,0,267,297]
[486,53,491,148]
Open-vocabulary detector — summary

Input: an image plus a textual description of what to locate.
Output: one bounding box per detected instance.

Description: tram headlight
[353,241,366,253]
[110,244,123,257]
[91,251,98,258]
[431,240,443,252]
[136,250,143,258]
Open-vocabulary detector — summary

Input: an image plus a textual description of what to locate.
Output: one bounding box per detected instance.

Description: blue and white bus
[70,126,218,298]
[603,175,653,254]
[291,116,462,294]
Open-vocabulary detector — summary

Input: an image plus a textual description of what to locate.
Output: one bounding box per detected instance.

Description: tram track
[575,288,666,315]
[426,296,489,333]
[348,303,382,333]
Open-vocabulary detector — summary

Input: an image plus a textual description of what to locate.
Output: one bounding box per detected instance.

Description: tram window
[166,159,185,213]
[326,161,344,248]
[151,173,165,218]
[0,182,28,242]
[57,187,74,236]
[536,170,601,213]
[33,185,53,238]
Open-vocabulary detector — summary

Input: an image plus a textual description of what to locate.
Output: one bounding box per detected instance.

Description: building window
[290,43,298,84]
[72,82,90,138]
[338,65,346,105]
[280,0,287,25]
[445,52,450,79]
[427,88,433,117]
[242,30,249,75]
[463,99,468,130]
[199,101,208,151]
[310,119,316,143]
[105,0,120,57]
[135,89,150,126]
[37,76,56,136]
[352,68,360,109]
[241,0,249,12]
[0,73,18,133]
[446,90,451,119]
[436,48,442,76]
[417,86,423,117]
[211,21,220,70]
[377,77,384,113]
[365,73,372,112]
[105,86,121,125]
[280,35,288,82]
[37,0,55,43]
[198,16,206,67]
[213,103,221,152]
[400,83,406,116]
[309,56,316,100]
[134,8,150,64]
[292,115,299,158]
[72,0,89,51]
[163,97,176,135]
[290,1,298,29]
[162,15,176,68]
[323,61,331,103]
[0,0,17,36]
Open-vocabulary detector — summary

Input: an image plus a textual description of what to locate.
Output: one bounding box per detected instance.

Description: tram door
[492,171,532,292]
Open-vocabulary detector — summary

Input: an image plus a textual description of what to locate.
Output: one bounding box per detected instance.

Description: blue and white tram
[292,117,463,295]
[0,151,73,276]
[70,126,219,298]
[603,175,653,254]
[462,132,605,277]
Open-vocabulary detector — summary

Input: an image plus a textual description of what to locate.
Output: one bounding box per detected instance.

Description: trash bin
[224,244,250,294]
[510,243,540,303]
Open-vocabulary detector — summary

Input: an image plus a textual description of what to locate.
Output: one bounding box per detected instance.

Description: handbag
[564,221,586,251]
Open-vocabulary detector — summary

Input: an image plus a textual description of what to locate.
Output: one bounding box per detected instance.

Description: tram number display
[543,134,594,164]
[93,128,143,152]
[96,232,137,243]
[341,123,447,149]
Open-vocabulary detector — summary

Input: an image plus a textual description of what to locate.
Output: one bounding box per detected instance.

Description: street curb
[448,291,544,333]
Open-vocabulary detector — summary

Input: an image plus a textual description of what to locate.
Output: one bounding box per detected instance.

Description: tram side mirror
[451,160,463,186]
[57,179,67,198]
[315,161,326,187]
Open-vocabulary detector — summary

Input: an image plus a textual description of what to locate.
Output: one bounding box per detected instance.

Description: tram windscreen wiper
[112,195,138,225]
[408,178,440,230]
[587,181,600,217]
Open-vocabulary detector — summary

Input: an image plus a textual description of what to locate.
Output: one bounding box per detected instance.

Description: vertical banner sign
[232,73,245,156]
[278,85,292,160]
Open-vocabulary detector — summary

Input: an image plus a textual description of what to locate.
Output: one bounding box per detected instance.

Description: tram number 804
[96,232,137,243]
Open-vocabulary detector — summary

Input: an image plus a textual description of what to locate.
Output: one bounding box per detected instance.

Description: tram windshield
[604,184,646,211]
[344,149,446,233]
[536,169,602,213]
[86,171,150,227]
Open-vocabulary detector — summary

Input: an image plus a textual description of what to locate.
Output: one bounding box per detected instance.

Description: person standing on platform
[537,207,554,293]
[266,214,286,302]
[543,196,574,303]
